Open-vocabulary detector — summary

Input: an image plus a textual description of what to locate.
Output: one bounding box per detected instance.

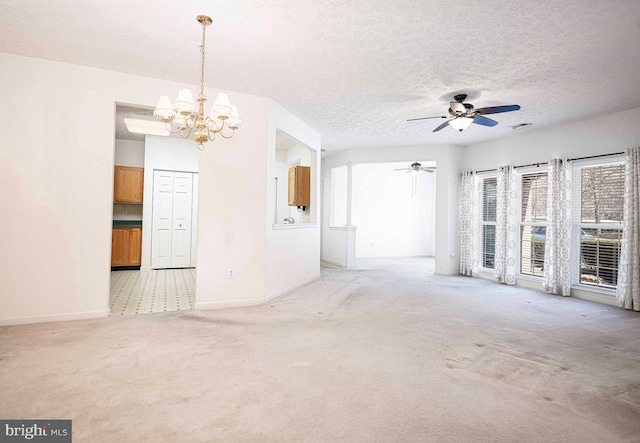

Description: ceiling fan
[407,94,521,132]
[394,162,436,173]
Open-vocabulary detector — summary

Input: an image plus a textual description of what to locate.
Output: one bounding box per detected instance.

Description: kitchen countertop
[113,220,142,228]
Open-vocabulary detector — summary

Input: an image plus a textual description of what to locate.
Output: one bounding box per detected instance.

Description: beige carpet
[1,257,639,442]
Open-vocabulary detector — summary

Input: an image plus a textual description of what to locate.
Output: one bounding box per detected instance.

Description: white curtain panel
[459,171,478,276]
[617,146,640,311]
[543,158,573,296]
[495,165,518,284]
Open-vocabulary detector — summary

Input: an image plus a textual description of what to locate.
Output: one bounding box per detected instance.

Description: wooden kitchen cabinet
[288,166,310,207]
[127,228,142,265]
[114,166,144,203]
[111,227,142,267]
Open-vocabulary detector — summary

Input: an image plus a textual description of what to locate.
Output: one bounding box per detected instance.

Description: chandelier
[153,15,241,150]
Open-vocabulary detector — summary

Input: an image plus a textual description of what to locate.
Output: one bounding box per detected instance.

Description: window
[481,177,497,268]
[520,172,548,276]
[575,163,624,289]
[330,165,348,227]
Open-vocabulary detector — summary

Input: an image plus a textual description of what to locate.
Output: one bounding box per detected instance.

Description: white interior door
[151,170,195,269]
[171,172,193,268]
[151,171,174,269]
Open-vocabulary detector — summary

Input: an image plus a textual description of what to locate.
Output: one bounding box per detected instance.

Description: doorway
[110,104,199,316]
[352,161,437,259]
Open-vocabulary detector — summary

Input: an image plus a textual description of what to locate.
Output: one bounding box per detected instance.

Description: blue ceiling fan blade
[473,115,499,127]
[475,105,521,115]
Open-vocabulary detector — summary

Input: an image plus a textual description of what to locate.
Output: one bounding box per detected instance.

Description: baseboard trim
[195,298,265,310]
[321,259,344,268]
[265,273,321,302]
[472,271,620,308]
[0,310,109,326]
[572,287,618,307]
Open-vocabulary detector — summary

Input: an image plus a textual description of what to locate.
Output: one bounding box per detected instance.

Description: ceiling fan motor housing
[450,102,467,115]
[450,94,475,116]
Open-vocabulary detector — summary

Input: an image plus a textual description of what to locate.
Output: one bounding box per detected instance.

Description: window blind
[521,173,548,223]
[520,172,548,277]
[578,164,624,288]
[481,177,497,268]
[482,177,497,222]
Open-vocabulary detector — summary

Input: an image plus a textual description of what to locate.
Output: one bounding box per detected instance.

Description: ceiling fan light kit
[448,116,474,131]
[408,93,520,133]
[153,15,242,150]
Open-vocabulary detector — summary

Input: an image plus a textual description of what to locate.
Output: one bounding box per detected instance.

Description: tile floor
[110,268,196,315]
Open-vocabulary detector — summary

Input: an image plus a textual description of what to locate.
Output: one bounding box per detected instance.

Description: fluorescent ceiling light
[124,117,170,136]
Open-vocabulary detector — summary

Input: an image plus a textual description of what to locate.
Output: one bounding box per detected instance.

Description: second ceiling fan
[408,94,520,132]
[394,162,435,173]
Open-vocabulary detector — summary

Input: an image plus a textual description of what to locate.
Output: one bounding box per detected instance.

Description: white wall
[322,145,463,275]
[114,139,144,167]
[0,52,306,324]
[113,203,143,222]
[194,92,273,310]
[142,136,199,269]
[329,165,348,227]
[462,107,640,171]
[352,162,436,258]
[274,149,290,224]
[264,101,322,301]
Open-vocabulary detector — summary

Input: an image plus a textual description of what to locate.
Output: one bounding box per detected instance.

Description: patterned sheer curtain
[542,159,572,296]
[460,171,478,276]
[617,146,640,311]
[494,165,518,284]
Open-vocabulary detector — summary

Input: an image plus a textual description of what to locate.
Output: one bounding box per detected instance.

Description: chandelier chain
[199,21,207,100]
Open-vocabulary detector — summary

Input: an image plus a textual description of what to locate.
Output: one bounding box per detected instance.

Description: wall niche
[274,129,315,226]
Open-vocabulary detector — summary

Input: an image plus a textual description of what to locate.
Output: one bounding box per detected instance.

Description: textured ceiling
[3,1,640,154]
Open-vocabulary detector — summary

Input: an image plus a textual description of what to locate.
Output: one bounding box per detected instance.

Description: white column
[346,162,354,227]
[345,163,356,266]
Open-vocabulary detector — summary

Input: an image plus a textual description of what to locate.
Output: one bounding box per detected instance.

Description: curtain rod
[473,151,625,174]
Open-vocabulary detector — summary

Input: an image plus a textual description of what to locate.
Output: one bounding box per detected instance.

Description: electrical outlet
[227,269,235,279]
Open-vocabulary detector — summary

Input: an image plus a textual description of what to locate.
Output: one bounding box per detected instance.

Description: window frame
[571,156,625,291]
[517,167,549,278]
[478,174,497,270]
[329,165,349,227]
